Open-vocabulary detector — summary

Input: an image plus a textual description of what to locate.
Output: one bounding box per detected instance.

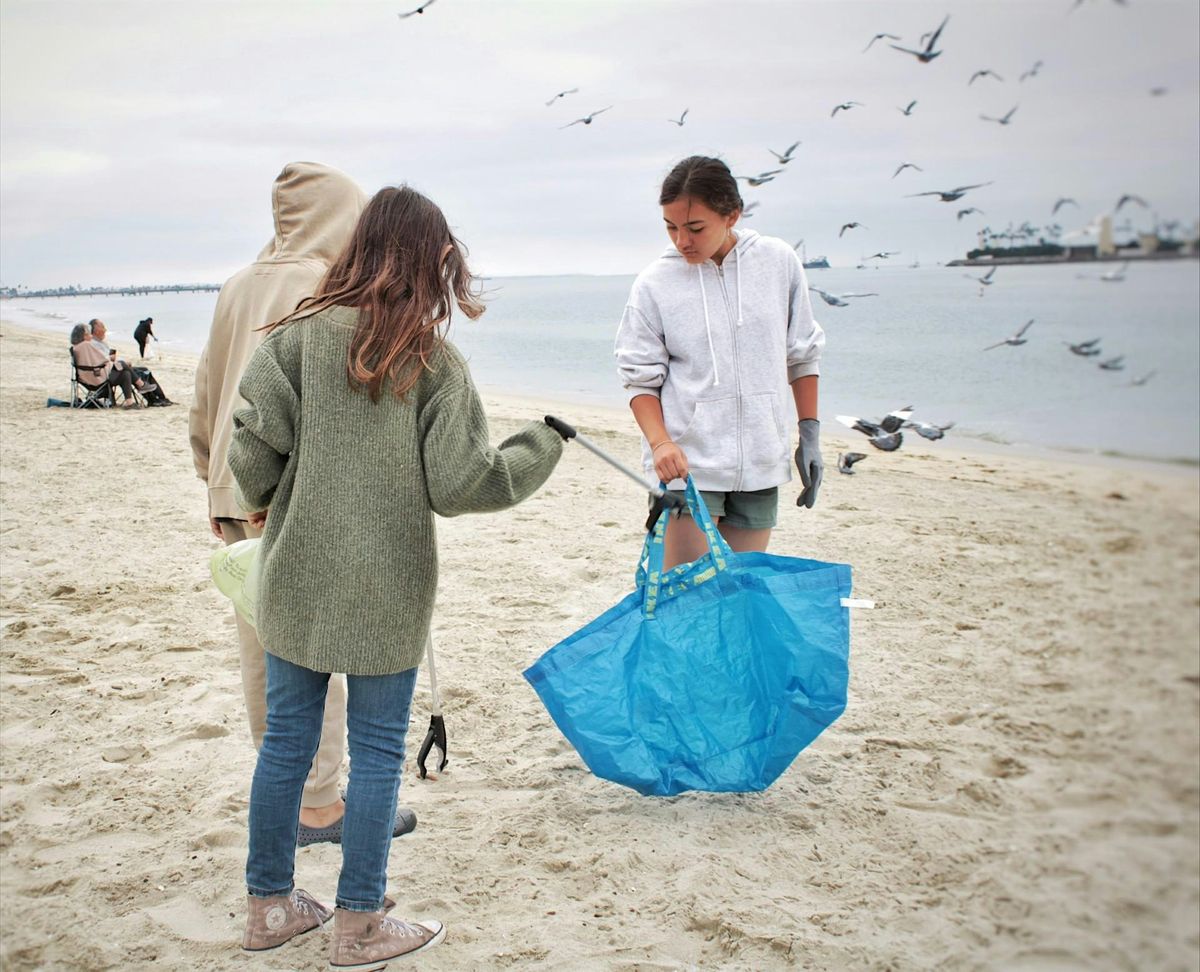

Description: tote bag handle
[637,477,732,618]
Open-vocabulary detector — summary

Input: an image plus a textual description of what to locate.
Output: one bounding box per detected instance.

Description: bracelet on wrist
[650,439,673,452]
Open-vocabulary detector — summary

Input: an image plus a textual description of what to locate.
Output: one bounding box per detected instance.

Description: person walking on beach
[229,184,564,964]
[133,317,156,358]
[615,155,826,569]
[189,162,409,846]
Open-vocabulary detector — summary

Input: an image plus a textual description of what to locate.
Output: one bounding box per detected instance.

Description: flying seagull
[903,420,955,441]
[560,107,612,129]
[769,141,801,164]
[1098,355,1125,371]
[838,452,869,474]
[737,170,783,187]
[891,15,948,62]
[1065,338,1102,357]
[969,69,1005,84]
[398,0,437,17]
[893,162,923,178]
[980,105,1019,125]
[836,408,913,451]
[831,101,863,117]
[864,32,901,52]
[898,100,918,117]
[957,207,985,220]
[668,108,689,126]
[909,182,992,202]
[1115,193,1148,212]
[839,222,868,237]
[1052,197,1078,215]
[1129,370,1157,386]
[1020,60,1044,82]
[741,202,760,218]
[864,251,899,261]
[809,287,878,307]
[983,318,1034,350]
[545,87,579,107]
[966,266,998,285]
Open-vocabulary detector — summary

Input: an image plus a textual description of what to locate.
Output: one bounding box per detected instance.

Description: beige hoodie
[189,162,367,519]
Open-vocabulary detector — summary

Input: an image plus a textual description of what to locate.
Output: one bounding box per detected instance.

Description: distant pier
[0,283,221,300]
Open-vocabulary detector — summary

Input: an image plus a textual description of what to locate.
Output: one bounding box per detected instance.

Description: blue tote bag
[524,479,852,797]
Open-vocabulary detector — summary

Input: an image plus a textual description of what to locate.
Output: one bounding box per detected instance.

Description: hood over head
[260,161,367,265]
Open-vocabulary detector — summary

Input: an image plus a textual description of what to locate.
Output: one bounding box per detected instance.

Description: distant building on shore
[952,214,1198,267]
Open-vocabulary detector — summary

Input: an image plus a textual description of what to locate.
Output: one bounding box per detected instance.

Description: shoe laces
[383,917,427,939]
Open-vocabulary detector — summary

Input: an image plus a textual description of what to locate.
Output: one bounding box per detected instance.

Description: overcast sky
[1,0,1197,287]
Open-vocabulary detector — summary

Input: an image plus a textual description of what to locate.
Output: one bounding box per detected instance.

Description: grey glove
[794,418,823,509]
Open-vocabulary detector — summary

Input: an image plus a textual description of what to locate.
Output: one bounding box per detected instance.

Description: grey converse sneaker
[328,906,445,969]
[243,888,332,951]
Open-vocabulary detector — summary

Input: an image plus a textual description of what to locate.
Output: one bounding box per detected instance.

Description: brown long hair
[269,185,484,401]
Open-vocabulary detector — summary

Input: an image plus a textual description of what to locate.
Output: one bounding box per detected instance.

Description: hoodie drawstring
[733,244,743,326]
[696,264,721,387]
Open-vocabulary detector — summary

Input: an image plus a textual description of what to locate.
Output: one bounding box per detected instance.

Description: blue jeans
[245,652,417,911]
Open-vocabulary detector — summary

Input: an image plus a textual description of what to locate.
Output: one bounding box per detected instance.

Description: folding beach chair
[70,347,144,409]
[70,347,113,408]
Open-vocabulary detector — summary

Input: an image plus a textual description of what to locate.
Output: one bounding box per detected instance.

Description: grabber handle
[544,414,685,511]
[544,415,576,440]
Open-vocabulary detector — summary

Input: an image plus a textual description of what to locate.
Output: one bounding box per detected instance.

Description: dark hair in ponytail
[659,156,743,215]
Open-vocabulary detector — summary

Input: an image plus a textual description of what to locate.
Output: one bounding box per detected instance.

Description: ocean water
[5,260,1197,464]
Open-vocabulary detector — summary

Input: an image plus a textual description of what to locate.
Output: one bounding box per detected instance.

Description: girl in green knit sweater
[229,186,564,966]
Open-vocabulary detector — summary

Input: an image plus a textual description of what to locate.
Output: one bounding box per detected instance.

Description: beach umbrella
[525,419,852,797]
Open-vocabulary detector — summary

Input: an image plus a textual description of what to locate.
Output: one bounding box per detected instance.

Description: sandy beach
[1,320,1197,971]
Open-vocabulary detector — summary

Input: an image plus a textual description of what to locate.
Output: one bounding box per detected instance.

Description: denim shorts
[658,486,779,530]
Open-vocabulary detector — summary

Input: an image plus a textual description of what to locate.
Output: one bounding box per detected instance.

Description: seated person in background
[134,317,157,358]
[86,319,173,406]
[71,322,140,407]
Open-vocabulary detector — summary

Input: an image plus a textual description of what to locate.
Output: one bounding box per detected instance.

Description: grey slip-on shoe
[298,805,417,847]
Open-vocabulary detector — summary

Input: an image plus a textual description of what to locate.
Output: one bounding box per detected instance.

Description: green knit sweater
[227,305,563,676]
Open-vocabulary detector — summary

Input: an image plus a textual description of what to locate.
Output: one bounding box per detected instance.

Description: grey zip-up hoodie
[615,229,825,492]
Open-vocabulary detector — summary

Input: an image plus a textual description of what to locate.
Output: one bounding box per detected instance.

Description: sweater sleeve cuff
[788,361,820,382]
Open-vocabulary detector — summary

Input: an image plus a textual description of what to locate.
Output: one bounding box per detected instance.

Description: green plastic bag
[210,537,261,626]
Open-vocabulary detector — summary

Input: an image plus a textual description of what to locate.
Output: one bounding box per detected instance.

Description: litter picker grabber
[544,416,686,528]
[416,636,448,779]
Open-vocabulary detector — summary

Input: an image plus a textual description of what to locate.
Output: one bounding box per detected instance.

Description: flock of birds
[393,1,1180,477]
[834,408,955,475]
[398,3,1167,275]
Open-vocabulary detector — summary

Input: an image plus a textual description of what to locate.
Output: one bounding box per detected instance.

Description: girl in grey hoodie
[614,156,825,569]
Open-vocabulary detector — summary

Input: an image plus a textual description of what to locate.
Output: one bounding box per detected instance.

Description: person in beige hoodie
[189,162,415,844]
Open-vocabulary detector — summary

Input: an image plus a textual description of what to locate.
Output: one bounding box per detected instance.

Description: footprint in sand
[102,744,151,764]
[185,723,230,740]
[145,895,233,944]
[197,827,244,849]
[985,755,1028,779]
